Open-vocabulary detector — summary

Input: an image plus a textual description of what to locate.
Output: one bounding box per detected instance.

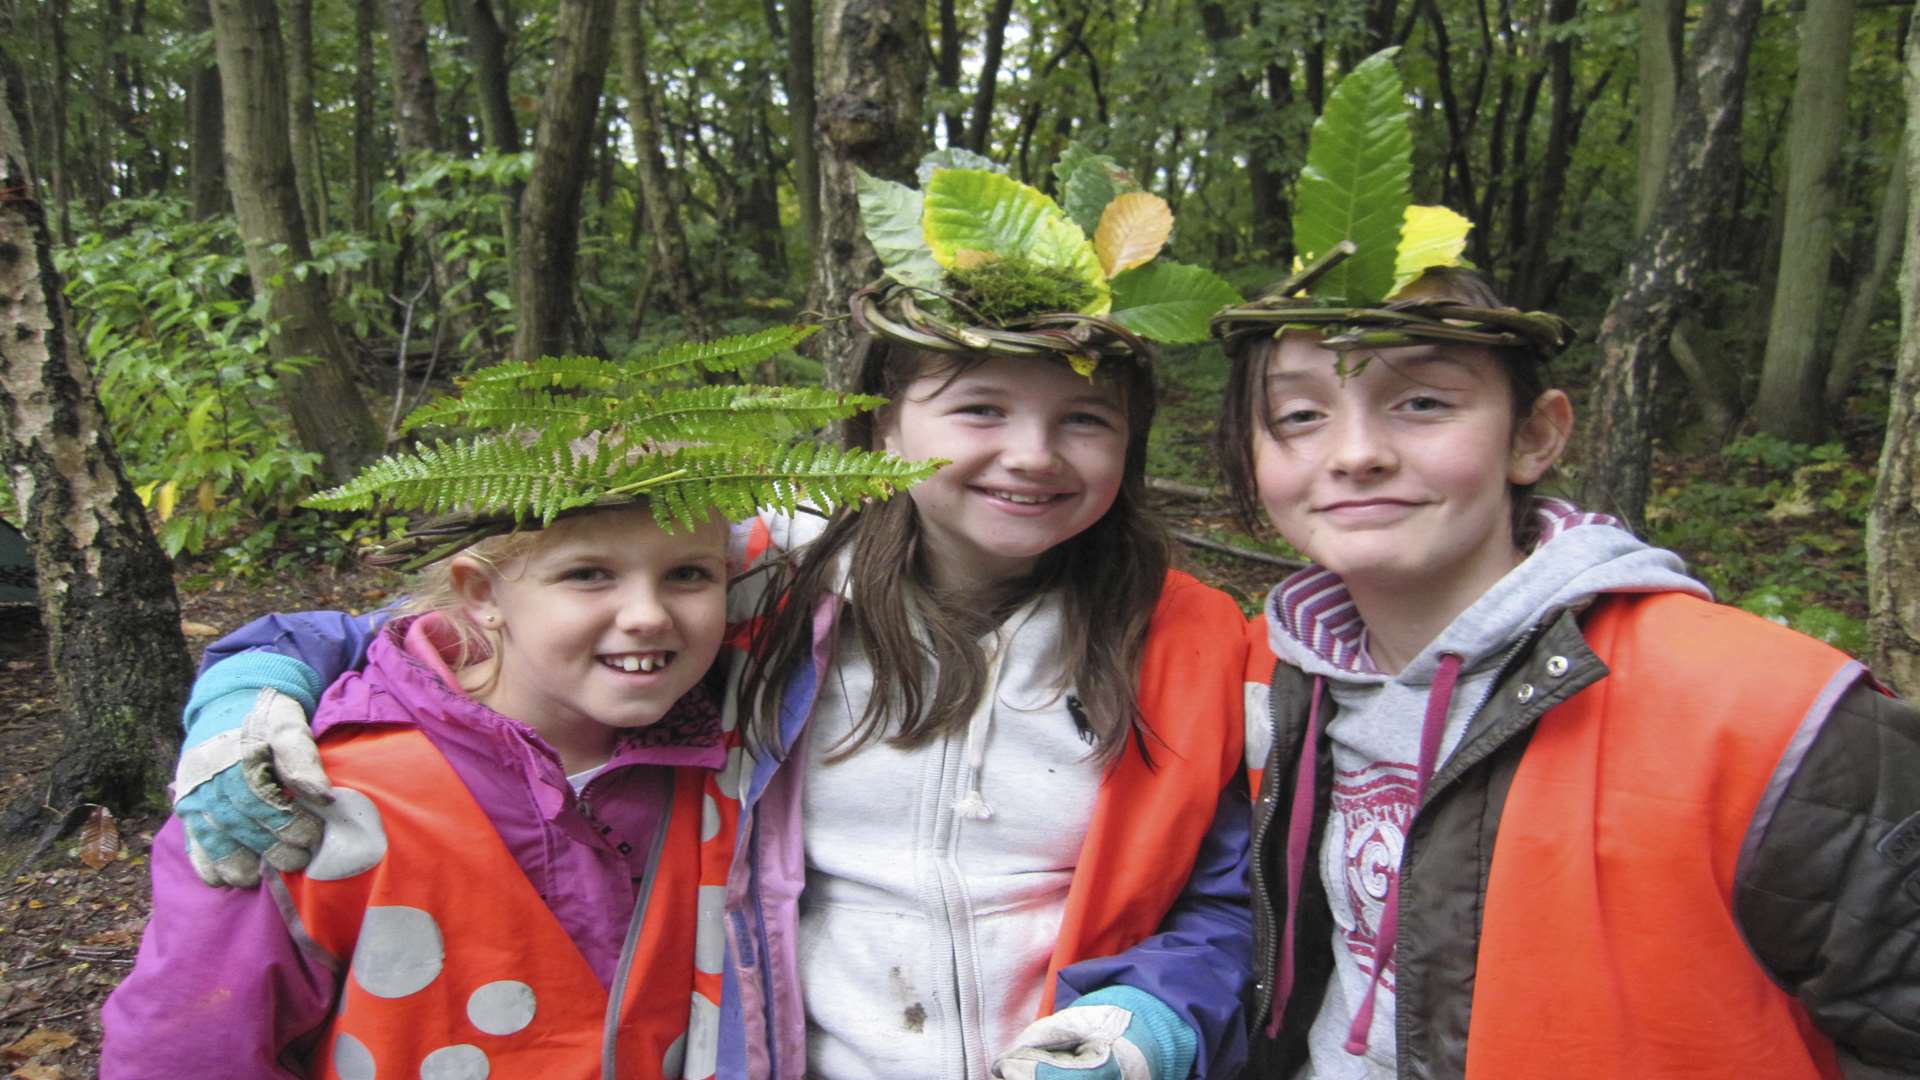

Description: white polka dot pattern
[1244,680,1273,773]
[682,991,720,1079]
[466,980,536,1036]
[350,906,444,998]
[419,1043,489,1079]
[306,787,389,881]
[693,886,726,975]
[334,1031,376,1080]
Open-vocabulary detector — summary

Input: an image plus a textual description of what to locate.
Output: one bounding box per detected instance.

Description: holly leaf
[1094,192,1174,277]
[1391,204,1473,295]
[1291,48,1411,305]
[1108,261,1245,343]
[918,147,1003,187]
[923,169,1109,313]
[855,168,943,292]
[1053,144,1142,237]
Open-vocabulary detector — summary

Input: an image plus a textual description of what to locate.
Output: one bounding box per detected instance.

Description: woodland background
[0,0,1917,1069]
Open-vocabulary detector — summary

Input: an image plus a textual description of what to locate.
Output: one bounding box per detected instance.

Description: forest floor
[0,449,1870,1076]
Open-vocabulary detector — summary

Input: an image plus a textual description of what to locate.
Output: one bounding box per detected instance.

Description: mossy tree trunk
[1577,0,1762,529]
[616,0,713,340]
[1869,21,1920,695]
[807,0,926,394]
[0,48,189,844]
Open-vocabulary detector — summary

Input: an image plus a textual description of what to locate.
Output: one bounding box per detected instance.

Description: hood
[1264,497,1710,686]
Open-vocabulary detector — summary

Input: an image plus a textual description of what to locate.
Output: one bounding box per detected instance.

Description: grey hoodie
[1260,500,1709,1079]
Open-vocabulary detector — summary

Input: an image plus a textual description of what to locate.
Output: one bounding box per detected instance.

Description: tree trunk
[0,48,189,842]
[1827,150,1907,409]
[1511,0,1577,309]
[351,0,375,237]
[510,0,615,362]
[934,0,963,146]
[49,0,71,244]
[1753,0,1858,441]
[384,0,485,353]
[1635,0,1683,234]
[1870,21,1920,694]
[460,0,523,247]
[783,0,821,262]
[187,0,226,221]
[210,0,383,481]
[284,0,327,236]
[807,0,927,392]
[616,1,711,339]
[965,0,1016,153]
[1578,0,1762,529]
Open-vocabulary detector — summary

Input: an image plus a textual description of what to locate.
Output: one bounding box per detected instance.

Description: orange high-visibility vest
[1468,592,1850,1079]
[281,725,738,1080]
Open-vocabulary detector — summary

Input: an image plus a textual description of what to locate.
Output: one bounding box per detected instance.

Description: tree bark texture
[186,0,226,221]
[209,0,382,480]
[460,0,524,248]
[1577,0,1762,529]
[781,0,821,260]
[350,0,375,237]
[510,0,615,362]
[0,52,189,838]
[1754,0,1858,441]
[285,0,328,236]
[965,0,1015,153]
[808,0,926,392]
[1635,0,1683,234]
[615,1,712,339]
[1869,21,1920,694]
[1511,0,1577,309]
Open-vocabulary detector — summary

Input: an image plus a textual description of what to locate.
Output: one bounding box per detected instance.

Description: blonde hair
[393,524,548,696]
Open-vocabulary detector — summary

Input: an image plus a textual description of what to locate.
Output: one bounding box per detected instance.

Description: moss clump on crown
[944,254,1098,325]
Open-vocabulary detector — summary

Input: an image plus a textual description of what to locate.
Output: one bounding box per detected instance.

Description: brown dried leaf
[180,620,221,638]
[1093,191,1173,277]
[1,1027,76,1063]
[77,805,120,871]
[10,1064,64,1080]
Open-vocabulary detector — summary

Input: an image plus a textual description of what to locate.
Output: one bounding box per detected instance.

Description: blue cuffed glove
[992,986,1198,1080]
[171,652,331,887]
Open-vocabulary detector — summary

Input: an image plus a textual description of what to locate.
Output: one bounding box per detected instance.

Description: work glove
[993,986,1198,1080]
[171,653,331,887]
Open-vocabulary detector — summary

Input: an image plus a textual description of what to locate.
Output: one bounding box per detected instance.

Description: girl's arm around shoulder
[100,817,335,1079]
[1735,673,1920,1074]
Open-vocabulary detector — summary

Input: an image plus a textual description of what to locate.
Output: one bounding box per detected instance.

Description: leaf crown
[303,325,942,569]
[856,146,1245,375]
[1210,48,1573,362]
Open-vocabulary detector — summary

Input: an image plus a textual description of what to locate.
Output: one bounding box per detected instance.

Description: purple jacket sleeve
[1054,778,1254,1079]
[197,610,391,681]
[100,818,338,1078]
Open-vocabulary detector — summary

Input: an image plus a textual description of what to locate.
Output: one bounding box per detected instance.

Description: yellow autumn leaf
[1093,192,1174,278]
[1391,205,1473,295]
[151,480,178,523]
[196,479,218,513]
[952,249,999,270]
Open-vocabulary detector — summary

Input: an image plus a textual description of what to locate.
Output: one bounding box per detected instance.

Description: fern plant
[305,325,941,565]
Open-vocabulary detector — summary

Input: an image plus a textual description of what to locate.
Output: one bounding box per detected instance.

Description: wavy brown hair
[737,335,1171,764]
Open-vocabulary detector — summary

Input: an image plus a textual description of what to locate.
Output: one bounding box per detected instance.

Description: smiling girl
[1215,267,1920,1079]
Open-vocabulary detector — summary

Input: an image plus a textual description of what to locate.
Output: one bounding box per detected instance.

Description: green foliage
[923,168,1109,312]
[1647,433,1872,652]
[856,169,943,292]
[1108,261,1246,344]
[946,255,1101,324]
[307,326,941,535]
[1292,49,1412,305]
[1052,145,1143,238]
[57,199,329,566]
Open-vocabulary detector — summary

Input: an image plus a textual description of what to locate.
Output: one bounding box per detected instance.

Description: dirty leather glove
[993,986,1198,1080]
[171,653,331,887]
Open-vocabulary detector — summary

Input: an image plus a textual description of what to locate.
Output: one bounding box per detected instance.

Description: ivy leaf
[918,147,1003,187]
[856,169,943,292]
[1053,144,1142,237]
[1391,204,1473,295]
[1094,191,1174,277]
[923,169,1109,313]
[1107,261,1245,344]
[1291,47,1410,305]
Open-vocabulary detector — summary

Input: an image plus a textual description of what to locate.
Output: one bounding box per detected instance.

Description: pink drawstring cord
[1267,675,1327,1038]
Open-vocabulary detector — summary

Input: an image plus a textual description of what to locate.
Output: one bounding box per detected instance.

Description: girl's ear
[1509,389,1573,485]
[874,403,903,455]
[447,556,504,631]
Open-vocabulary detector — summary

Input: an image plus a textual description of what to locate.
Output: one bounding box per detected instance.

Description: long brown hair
[737,336,1171,763]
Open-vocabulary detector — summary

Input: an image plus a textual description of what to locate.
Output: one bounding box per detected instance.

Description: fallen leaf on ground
[11,1064,64,1079]
[77,806,120,871]
[1,1027,77,1062]
[179,621,220,637]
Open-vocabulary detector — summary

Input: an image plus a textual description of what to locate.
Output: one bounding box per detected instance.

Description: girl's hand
[992,986,1197,1080]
